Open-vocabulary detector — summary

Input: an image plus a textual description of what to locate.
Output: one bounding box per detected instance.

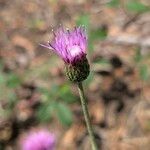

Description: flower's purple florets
[21,130,55,150]
[41,26,87,65]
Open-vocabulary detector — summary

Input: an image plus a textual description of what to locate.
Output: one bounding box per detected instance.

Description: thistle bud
[65,56,90,82]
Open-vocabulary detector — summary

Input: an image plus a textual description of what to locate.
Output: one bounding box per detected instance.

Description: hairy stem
[77,82,98,150]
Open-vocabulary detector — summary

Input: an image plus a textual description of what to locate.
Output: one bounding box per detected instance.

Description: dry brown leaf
[11,35,35,57]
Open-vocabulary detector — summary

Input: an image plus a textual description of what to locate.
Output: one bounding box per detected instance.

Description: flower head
[41,26,90,82]
[21,130,55,150]
[41,26,87,65]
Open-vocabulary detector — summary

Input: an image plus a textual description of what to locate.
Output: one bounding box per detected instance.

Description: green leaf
[38,85,58,101]
[88,26,107,53]
[126,1,150,13]
[6,73,21,88]
[107,0,120,7]
[139,65,149,81]
[56,103,73,126]
[37,102,56,122]
[90,27,107,41]
[76,15,89,29]
[59,85,76,103]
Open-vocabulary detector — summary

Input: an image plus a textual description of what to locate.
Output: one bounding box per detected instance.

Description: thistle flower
[21,130,55,150]
[41,26,90,82]
[41,27,97,149]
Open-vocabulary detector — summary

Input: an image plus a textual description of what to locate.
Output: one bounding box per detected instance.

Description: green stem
[77,82,98,150]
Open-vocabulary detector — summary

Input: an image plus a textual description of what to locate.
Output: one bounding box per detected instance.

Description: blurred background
[0,0,150,149]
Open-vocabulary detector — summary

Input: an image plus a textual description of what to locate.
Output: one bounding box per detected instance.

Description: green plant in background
[107,0,150,13]
[6,73,21,88]
[0,71,21,108]
[134,47,142,63]
[0,62,20,121]
[126,0,150,13]
[76,14,89,30]
[134,48,150,81]
[139,65,149,81]
[107,0,120,8]
[37,84,76,126]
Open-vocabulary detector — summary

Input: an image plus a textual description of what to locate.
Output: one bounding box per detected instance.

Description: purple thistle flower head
[21,130,55,150]
[41,26,90,82]
[41,26,87,65]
